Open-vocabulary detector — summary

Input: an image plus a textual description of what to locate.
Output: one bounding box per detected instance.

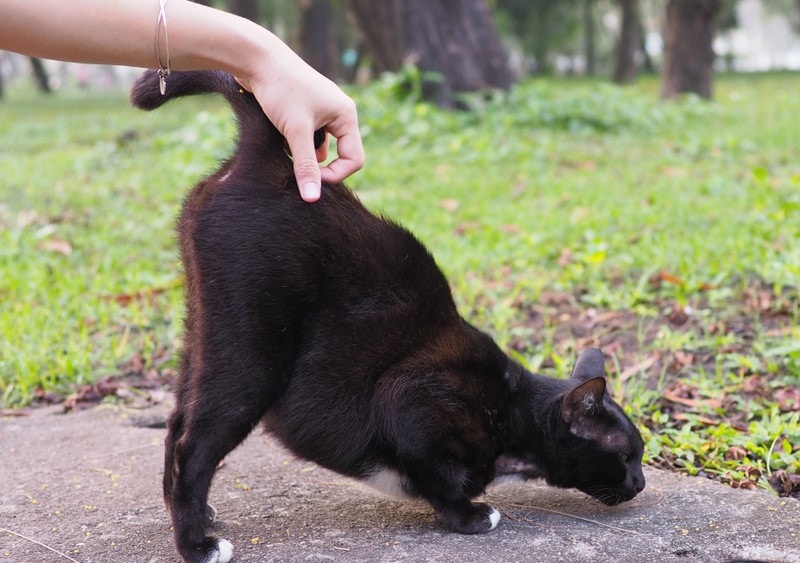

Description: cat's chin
[585,488,638,506]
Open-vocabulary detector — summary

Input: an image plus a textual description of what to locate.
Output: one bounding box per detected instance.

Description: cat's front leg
[427,497,501,534]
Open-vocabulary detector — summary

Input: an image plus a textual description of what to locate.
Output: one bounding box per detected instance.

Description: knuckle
[294,158,320,174]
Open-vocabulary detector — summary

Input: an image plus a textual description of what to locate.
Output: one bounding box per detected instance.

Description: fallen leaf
[439,199,460,212]
[570,207,590,223]
[453,221,482,236]
[673,351,695,368]
[656,271,685,286]
[100,280,181,306]
[0,409,31,417]
[661,166,687,177]
[725,446,747,461]
[775,387,800,412]
[557,248,573,267]
[670,413,721,427]
[662,392,722,410]
[500,224,522,234]
[769,470,800,498]
[38,238,73,256]
[619,355,658,382]
[16,210,39,228]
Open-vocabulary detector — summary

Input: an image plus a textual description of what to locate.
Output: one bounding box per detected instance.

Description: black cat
[131,70,645,563]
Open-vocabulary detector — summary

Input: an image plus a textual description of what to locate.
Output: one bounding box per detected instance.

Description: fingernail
[300,182,321,202]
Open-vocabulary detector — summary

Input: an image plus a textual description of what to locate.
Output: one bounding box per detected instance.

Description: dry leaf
[558,248,573,267]
[662,392,722,410]
[619,355,658,382]
[438,199,460,212]
[725,446,747,461]
[769,470,800,497]
[38,238,73,256]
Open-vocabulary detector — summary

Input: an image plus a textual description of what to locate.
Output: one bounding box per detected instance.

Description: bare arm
[0,0,364,200]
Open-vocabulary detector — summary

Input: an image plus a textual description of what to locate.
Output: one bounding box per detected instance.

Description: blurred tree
[584,0,598,75]
[298,0,337,79]
[613,0,641,83]
[30,57,52,94]
[228,0,258,21]
[660,0,723,100]
[715,0,739,71]
[347,0,514,107]
[797,0,800,30]
[761,0,800,32]
[496,0,582,74]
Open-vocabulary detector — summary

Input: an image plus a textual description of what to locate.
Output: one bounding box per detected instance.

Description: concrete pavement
[1,404,798,562]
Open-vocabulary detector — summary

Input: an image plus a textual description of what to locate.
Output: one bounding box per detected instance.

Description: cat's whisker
[503,504,652,537]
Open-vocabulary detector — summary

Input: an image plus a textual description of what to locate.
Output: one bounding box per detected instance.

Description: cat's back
[180,162,453,320]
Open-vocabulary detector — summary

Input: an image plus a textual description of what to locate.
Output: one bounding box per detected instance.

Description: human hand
[236,56,364,202]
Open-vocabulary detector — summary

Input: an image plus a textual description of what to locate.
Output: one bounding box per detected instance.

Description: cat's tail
[130,69,289,155]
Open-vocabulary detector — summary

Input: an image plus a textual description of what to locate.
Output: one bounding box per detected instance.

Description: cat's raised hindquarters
[131,70,645,563]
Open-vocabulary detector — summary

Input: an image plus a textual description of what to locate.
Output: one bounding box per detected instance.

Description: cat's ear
[569,348,606,381]
[561,376,607,425]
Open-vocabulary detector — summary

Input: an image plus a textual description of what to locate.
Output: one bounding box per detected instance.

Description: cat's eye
[620,453,630,463]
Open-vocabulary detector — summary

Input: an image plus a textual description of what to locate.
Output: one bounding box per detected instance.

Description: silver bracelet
[155,0,171,95]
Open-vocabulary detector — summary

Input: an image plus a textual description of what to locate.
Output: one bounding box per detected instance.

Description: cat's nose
[634,473,646,493]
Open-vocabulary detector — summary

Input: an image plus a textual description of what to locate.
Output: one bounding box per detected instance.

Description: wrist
[168,1,286,78]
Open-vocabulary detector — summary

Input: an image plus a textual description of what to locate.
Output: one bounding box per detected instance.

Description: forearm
[0,0,291,77]
[1,0,365,193]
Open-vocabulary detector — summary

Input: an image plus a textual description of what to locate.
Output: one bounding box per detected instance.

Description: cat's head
[548,348,646,505]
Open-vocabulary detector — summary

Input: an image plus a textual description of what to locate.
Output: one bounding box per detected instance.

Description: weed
[1,74,798,493]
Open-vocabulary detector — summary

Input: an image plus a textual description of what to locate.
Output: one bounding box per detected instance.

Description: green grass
[1,73,798,492]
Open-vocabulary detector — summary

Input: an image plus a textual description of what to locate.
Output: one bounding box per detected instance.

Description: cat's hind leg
[165,358,274,563]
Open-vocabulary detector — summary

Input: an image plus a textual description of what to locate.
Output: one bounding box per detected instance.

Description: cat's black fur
[131,70,645,563]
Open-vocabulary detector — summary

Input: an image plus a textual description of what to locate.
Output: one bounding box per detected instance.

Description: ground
[1,404,799,562]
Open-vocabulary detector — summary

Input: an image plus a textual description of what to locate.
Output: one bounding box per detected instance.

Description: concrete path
[1,404,798,562]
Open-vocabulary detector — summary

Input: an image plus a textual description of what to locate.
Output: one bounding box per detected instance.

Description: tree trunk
[613,0,640,84]
[347,0,514,108]
[228,0,258,22]
[531,1,556,74]
[795,0,800,33]
[660,0,722,100]
[299,0,337,80]
[30,57,52,93]
[583,0,596,76]
[640,17,655,74]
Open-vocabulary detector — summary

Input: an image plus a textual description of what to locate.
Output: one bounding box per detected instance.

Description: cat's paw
[487,507,501,530]
[197,539,233,563]
[441,502,501,534]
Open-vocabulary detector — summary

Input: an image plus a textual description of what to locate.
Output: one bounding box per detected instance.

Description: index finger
[284,127,323,202]
[320,129,365,184]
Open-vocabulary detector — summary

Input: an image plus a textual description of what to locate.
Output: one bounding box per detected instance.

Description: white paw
[488,507,501,530]
[201,539,233,563]
[216,539,233,563]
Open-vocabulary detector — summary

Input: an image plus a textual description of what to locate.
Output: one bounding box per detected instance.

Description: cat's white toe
[201,539,233,563]
[488,507,501,530]
[216,539,233,563]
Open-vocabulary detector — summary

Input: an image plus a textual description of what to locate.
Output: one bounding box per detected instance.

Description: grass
[1,72,798,493]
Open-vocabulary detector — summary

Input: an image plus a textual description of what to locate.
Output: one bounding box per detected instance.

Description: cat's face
[547,350,646,504]
[555,392,646,505]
